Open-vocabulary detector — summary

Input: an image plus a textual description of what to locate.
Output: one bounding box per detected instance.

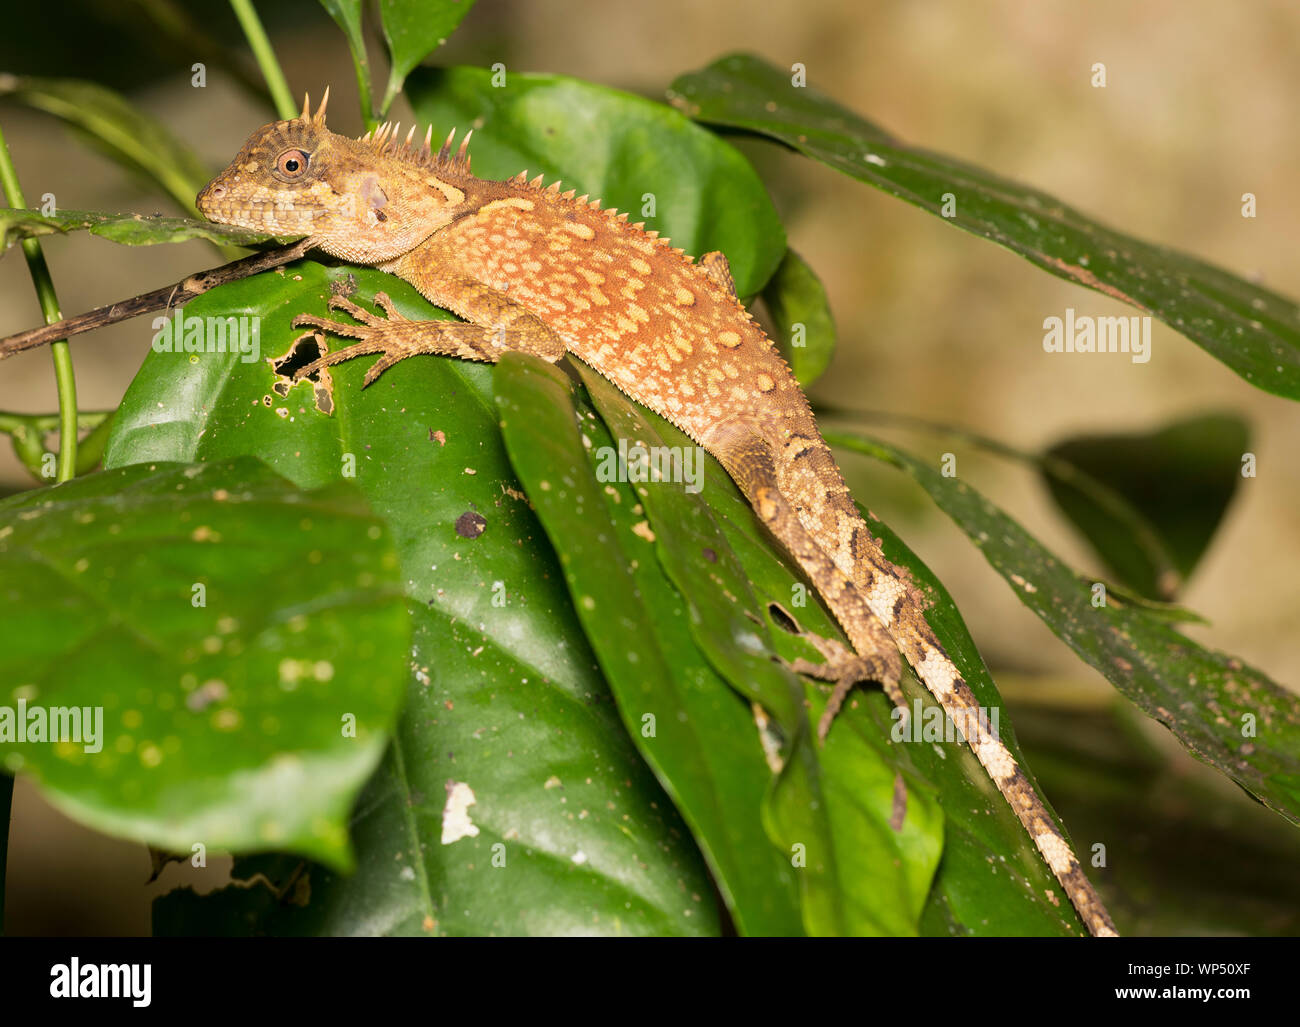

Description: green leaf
[320,0,364,49]
[1041,414,1250,600]
[406,65,786,297]
[493,354,802,935]
[825,428,1300,828]
[0,206,291,251]
[378,0,476,115]
[762,248,836,387]
[155,599,713,936]
[0,76,213,214]
[669,54,1300,401]
[109,262,717,935]
[0,457,409,868]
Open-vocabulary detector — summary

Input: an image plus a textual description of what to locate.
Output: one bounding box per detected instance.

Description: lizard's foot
[290,291,417,386]
[780,629,905,742]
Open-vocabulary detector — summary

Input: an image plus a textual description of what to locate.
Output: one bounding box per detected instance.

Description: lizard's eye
[275,149,310,179]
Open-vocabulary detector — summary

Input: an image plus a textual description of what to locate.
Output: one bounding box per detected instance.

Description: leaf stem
[0,123,77,483]
[354,53,376,133]
[820,408,1180,595]
[228,0,296,120]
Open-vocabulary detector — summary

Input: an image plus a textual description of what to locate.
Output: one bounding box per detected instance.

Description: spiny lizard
[197,92,1118,937]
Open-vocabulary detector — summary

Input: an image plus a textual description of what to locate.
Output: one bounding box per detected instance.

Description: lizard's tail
[852,553,1119,937]
[715,424,1117,934]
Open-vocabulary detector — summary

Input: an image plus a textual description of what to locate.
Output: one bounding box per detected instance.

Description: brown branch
[0,238,313,360]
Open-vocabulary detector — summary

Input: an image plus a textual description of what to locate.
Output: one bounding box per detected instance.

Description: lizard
[196,92,1118,938]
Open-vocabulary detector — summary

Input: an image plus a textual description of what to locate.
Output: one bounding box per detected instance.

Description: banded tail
[849,545,1118,937]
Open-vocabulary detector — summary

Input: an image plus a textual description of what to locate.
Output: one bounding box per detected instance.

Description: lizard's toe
[291,312,371,340]
[371,291,407,321]
[326,295,384,325]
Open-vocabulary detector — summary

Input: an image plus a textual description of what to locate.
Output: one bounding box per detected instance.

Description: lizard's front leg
[291,284,566,386]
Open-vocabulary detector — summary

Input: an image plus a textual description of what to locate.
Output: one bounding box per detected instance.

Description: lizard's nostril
[208,184,226,200]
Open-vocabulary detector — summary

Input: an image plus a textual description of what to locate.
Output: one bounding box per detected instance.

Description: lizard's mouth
[196,181,319,235]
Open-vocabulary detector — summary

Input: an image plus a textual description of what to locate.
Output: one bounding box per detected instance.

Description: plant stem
[229,0,297,120]
[354,46,376,133]
[0,123,77,483]
[0,409,115,479]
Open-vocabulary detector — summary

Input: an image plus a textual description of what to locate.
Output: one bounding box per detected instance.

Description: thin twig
[0,238,313,360]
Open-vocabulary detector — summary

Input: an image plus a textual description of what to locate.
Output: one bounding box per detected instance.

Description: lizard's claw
[289,292,410,384]
[780,631,905,742]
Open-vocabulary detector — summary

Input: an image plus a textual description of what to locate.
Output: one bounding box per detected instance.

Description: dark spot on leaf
[455,511,487,539]
[767,602,801,634]
[702,547,717,563]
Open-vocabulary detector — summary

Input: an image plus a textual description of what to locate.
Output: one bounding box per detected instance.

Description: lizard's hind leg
[784,627,905,741]
[706,419,905,740]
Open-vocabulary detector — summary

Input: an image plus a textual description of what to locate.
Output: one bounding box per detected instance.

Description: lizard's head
[197,90,476,263]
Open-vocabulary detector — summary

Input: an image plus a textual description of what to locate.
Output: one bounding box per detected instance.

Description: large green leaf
[669,54,1300,401]
[493,354,803,935]
[1041,414,1250,600]
[826,428,1300,828]
[0,207,289,251]
[156,596,710,936]
[406,65,786,298]
[110,262,717,935]
[0,458,408,868]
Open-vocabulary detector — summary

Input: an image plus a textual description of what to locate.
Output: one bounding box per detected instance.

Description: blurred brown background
[1,0,1296,934]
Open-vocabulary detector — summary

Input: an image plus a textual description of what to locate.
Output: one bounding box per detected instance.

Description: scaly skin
[198,93,1117,937]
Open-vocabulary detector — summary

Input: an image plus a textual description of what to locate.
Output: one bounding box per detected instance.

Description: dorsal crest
[358,120,474,175]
